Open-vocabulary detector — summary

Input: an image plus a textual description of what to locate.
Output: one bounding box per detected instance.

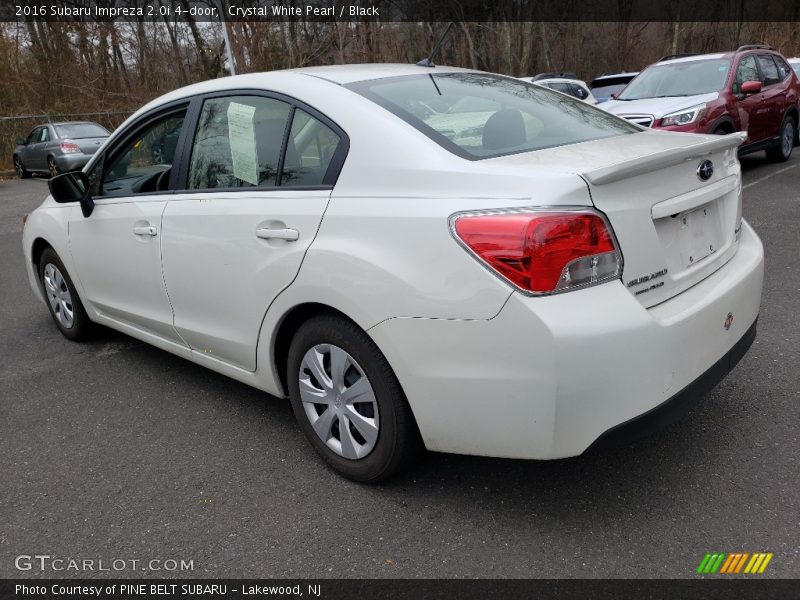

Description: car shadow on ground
[76,320,743,524]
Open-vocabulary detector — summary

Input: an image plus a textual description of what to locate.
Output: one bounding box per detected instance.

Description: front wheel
[39,248,92,341]
[14,155,31,179]
[287,315,421,482]
[766,116,795,163]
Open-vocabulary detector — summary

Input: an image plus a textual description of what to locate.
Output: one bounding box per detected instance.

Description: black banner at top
[3,0,800,22]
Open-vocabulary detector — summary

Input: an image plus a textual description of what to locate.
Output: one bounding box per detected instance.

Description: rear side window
[773,56,792,81]
[281,109,341,186]
[349,73,637,160]
[188,95,291,189]
[757,55,780,86]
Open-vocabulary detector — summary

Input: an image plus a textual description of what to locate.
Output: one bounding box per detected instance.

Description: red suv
[601,44,800,162]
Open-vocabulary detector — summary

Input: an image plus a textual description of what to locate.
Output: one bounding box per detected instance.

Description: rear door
[756,54,787,138]
[161,92,348,371]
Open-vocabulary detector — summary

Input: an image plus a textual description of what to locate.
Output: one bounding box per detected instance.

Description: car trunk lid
[68,137,106,155]
[486,130,747,307]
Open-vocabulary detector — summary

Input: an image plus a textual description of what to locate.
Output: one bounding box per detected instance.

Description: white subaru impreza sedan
[23,64,763,481]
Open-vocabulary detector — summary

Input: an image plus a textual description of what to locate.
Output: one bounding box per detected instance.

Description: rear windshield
[618,59,732,100]
[348,73,638,160]
[55,123,109,139]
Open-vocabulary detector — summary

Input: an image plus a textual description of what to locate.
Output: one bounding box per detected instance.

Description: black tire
[287,315,422,482]
[38,247,92,341]
[14,155,31,179]
[712,126,730,135]
[47,156,60,178]
[765,115,795,163]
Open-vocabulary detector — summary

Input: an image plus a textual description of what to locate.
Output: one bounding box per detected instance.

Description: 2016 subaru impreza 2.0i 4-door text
[23,64,764,482]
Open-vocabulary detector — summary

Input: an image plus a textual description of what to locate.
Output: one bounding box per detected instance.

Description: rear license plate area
[677,202,722,268]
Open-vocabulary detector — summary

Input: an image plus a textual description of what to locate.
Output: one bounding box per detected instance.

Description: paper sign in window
[226,102,258,186]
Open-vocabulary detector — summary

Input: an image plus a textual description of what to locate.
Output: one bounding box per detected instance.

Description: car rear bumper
[586,316,757,452]
[52,153,91,172]
[368,220,764,459]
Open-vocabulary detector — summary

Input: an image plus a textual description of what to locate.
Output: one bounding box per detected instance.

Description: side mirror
[741,80,763,95]
[48,171,94,217]
[16,138,27,146]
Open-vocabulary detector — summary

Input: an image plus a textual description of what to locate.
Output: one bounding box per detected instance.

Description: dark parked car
[13,121,109,178]
[601,45,800,162]
[588,72,639,103]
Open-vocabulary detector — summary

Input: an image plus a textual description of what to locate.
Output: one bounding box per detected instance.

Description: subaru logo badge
[697,159,714,181]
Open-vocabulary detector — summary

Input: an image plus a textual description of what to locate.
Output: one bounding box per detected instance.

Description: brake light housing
[451,208,622,295]
[60,142,80,154]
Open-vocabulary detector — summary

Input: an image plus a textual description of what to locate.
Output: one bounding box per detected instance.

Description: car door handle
[256,227,299,241]
[133,225,157,237]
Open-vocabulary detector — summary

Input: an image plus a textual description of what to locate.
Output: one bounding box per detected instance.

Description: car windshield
[589,83,629,100]
[348,73,637,159]
[618,59,731,100]
[55,123,109,139]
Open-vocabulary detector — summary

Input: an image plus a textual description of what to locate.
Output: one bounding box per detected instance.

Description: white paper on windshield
[227,102,258,185]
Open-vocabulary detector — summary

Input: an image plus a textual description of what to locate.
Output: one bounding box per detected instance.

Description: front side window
[26,127,40,145]
[281,109,341,186]
[188,95,291,189]
[734,55,759,93]
[99,110,187,198]
[619,58,732,100]
[349,73,637,160]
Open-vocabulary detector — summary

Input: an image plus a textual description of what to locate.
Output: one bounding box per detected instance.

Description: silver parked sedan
[13,121,109,178]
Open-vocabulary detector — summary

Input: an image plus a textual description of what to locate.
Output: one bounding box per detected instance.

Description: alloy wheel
[298,344,380,460]
[14,156,23,177]
[48,157,59,178]
[43,263,74,328]
[782,120,794,157]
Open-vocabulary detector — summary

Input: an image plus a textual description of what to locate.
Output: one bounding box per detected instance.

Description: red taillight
[60,142,80,154]
[453,210,621,294]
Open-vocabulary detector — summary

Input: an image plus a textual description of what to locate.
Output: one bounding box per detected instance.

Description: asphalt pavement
[1,153,798,579]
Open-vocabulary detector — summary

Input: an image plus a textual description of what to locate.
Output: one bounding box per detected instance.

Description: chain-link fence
[0,111,132,174]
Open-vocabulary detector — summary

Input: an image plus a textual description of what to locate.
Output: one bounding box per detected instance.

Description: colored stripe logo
[696,552,773,574]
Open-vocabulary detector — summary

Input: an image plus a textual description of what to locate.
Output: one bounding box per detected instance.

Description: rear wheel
[766,116,795,162]
[38,248,92,341]
[287,315,421,482]
[48,156,60,178]
[14,155,31,179]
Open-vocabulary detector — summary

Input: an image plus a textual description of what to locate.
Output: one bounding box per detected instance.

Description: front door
[161,94,347,371]
[68,107,190,345]
[733,54,768,142]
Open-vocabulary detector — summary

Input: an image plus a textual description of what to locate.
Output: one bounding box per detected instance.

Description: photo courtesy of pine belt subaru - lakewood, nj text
[23,64,764,482]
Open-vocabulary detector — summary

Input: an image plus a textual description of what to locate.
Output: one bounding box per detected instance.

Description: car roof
[50,121,104,126]
[657,53,731,65]
[592,72,638,81]
[292,63,474,84]
[533,78,586,86]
